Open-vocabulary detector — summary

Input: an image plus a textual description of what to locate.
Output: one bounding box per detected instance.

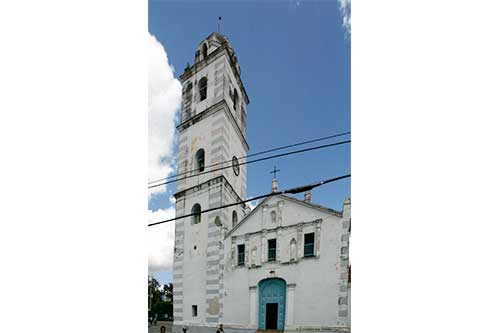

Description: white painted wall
[174,33,250,326]
[177,189,212,323]
[177,56,248,201]
[222,195,348,329]
[174,34,351,332]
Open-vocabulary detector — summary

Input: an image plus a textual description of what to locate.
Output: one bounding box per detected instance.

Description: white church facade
[172,33,351,333]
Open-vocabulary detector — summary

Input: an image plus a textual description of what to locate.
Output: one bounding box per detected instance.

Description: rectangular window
[268,238,276,261]
[192,305,198,317]
[304,232,315,257]
[237,244,245,266]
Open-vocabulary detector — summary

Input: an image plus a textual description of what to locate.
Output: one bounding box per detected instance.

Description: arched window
[232,88,239,111]
[232,210,238,227]
[199,77,208,101]
[202,44,208,59]
[191,204,201,224]
[195,149,205,172]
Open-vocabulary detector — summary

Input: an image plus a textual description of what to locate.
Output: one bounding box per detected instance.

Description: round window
[232,156,240,176]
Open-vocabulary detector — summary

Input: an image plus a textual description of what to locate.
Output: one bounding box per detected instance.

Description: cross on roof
[270,166,281,179]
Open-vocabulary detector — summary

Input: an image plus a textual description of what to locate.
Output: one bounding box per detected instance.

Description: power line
[148,131,350,185]
[149,139,350,189]
[148,139,350,189]
[148,174,350,227]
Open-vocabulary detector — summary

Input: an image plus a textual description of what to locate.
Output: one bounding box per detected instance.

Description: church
[172,32,351,333]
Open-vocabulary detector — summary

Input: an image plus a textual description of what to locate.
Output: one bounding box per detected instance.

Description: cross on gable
[270,166,281,179]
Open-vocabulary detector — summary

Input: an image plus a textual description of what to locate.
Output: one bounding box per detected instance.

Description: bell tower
[172,32,250,329]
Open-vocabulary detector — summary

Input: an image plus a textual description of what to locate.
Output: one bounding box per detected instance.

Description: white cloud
[148,207,176,272]
[248,200,259,211]
[148,33,182,196]
[338,0,351,35]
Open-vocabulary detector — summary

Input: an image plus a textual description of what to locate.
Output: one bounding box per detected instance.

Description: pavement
[148,321,173,333]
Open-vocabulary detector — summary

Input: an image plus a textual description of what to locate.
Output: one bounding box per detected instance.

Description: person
[160,326,166,333]
[216,324,224,333]
[182,326,188,333]
[153,313,158,326]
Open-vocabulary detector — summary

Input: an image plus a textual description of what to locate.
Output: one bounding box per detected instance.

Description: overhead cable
[148,174,350,227]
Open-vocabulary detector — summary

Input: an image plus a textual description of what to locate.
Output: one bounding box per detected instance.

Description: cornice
[176,99,250,151]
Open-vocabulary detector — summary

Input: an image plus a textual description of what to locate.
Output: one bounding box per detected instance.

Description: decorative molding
[229,218,320,240]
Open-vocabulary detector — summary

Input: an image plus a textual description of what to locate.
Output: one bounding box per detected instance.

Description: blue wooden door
[258,278,286,330]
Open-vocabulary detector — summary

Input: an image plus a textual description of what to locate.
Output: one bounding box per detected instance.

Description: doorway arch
[258,278,286,330]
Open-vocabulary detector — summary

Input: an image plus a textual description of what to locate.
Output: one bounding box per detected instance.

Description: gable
[226,194,342,238]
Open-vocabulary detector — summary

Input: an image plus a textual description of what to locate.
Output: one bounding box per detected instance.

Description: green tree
[148,276,173,321]
[163,282,173,302]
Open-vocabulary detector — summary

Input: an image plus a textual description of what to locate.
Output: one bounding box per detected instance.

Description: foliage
[149,276,173,320]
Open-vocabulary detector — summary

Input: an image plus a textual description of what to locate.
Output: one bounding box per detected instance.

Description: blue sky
[149,0,350,285]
